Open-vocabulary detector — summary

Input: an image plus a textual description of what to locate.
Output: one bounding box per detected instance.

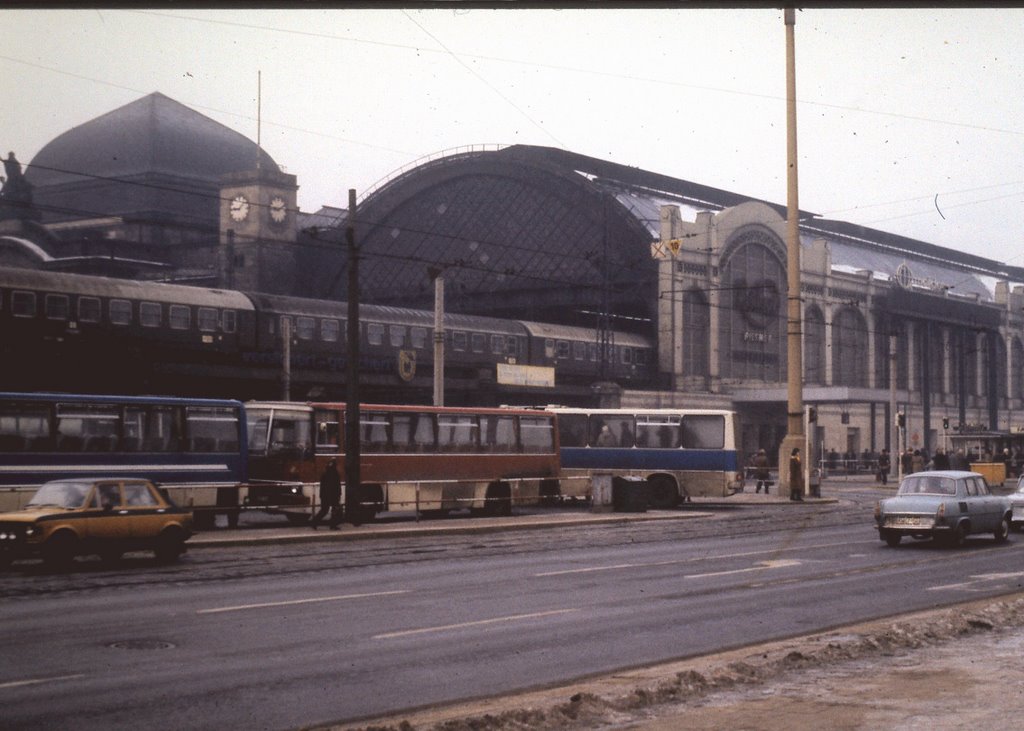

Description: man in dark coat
[311,458,342,530]
[789,447,804,501]
[753,449,771,494]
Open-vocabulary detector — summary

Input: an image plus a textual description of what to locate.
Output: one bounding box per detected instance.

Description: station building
[3,93,1023,467]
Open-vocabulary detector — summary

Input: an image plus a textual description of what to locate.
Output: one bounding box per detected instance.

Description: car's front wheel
[881,529,901,547]
[43,531,78,569]
[994,515,1010,544]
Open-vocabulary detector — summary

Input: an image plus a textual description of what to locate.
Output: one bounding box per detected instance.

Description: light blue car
[874,471,1011,547]
[1010,476,1024,532]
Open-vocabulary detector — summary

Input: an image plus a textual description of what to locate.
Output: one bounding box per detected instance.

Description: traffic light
[897,412,906,428]
[808,406,817,423]
[942,417,950,430]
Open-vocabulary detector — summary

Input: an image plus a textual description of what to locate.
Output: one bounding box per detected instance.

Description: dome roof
[25,92,279,188]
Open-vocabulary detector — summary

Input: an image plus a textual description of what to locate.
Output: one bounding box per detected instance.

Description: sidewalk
[188,489,839,550]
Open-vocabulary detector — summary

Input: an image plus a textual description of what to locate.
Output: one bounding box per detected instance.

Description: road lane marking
[928,571,1024,592]
[0,674,85,690]
[197,590,409,614]
[685,559,802,579]
[373,608,580,640]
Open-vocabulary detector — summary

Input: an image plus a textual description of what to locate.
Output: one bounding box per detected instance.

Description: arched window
[719,239,786,382]
[832,308,868,387]
[682,289,710,378]
[804,305,826,385]
[1013,337,1024,403]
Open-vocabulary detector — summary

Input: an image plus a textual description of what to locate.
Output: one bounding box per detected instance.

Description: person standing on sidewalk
[877,448,891,485]
[752,449,771,494]
[311,458,342,530]
[789,447,804,501]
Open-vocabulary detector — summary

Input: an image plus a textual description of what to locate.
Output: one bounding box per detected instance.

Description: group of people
[749,447,805,501]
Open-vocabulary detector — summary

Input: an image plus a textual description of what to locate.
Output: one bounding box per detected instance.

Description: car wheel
[946,523,967,548]
[43,531,78,569]
[994,515,1010,544]
[882,530,901,547]
[153,529,185,564]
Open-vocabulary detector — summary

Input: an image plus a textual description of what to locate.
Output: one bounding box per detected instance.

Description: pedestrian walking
[753,448,771,494]
[310,458,342,530]
[789,447,804,501]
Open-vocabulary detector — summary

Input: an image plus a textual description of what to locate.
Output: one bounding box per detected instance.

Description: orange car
[0,478,193,569]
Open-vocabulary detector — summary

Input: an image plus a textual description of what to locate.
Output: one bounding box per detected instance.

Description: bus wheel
[648,477,679,509]
[485,482,512,517]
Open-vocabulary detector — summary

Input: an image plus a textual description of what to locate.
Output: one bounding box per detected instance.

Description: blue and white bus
[544,408,742,506]
[0,393,247,525]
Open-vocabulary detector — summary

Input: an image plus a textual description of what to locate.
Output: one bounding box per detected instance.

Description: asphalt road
[2,481,1023,730]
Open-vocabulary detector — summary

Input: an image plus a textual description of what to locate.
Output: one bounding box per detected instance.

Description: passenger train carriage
[0,266,656,402]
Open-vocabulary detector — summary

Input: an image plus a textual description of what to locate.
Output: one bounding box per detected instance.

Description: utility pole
[344,189,361,522]
[431,268,445,406]
[779,7,806,496]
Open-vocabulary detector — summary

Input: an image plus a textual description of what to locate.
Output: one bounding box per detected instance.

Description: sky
[2,7,1023,267]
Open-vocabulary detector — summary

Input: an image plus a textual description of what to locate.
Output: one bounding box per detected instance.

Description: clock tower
[219,168,299,293]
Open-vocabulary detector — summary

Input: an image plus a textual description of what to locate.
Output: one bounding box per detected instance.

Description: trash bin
[612,476,649,513]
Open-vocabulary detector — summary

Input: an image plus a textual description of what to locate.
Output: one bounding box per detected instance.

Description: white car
[1010,476,1024,531]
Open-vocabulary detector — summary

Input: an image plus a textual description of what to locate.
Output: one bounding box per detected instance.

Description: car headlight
[24,526,37,537]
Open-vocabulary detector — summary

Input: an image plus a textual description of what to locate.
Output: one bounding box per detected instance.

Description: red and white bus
[244,402,561,523]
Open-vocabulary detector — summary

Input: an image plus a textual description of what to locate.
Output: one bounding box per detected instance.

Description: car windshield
[27,481,93,508]
[898,476,957,496]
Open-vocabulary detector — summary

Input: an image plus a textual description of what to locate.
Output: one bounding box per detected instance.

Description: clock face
[229,195,250,222]
[269,196,287,224]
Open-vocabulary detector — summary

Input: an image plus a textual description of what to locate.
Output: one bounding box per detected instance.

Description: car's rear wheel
[994,515,1010,543]
[882,530,901,547]
[946,523,967,547]
[43,531,78,569]
[153,529,185,564]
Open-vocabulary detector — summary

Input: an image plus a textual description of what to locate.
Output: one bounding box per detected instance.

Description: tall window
[719,238,786,382]
[804,306,825,384]
[682,289,709,378]
[832,307,868,387]
[1013,337,1024,403]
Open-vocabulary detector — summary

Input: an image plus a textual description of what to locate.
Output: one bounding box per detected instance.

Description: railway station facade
[3,93,1024,466]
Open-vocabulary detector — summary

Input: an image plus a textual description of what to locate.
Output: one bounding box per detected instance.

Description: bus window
[361,412,390,453]
[636,415,681,449]
[186,406,240,452]
[55,403,120,452]
[0,402,51,451]
[392,412,434,452]
[681,415,725,449]
[438,414,477,452]
[126,405,179,452]
[557,414,588,447]
[315,411,341,452]
[260,411,313,458]
[480,414,517,453]
[520,416,555,453]
[590,416,634,448]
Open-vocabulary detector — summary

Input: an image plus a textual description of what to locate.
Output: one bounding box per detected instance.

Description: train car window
[55,403,120,452]
[636,414,681,449]
[199,307,219,333]
[45,294,69,320]
[555,414,588,447]
[295,316,315,340]
[391,412,435,452]
[186,406,240,452]
[222,310,237,334]
[411,327,427,349]
[360,411,390,453]
[471,333,485,353]
[452,331,467,352]
[169,304,190,330]
[490,335,505,354]
[636,349,648,365]
[78,296,101,323]
[11,290,36,318]
[109,299,131,326]
[480,414,517,453]
[544,338,555,359]
[321,318,340,342]
[573,341,585,360]
[390,325,407,348]
[507,337,518,358]
[367,322,384,345]
[680,415,725,449]
[437,414,477,451]
[0,402,51,452]
[556,340,570,360]
[588,342,598,362]
[520,416,555,453]
[140,302,161,328]
[622,348,633,365]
